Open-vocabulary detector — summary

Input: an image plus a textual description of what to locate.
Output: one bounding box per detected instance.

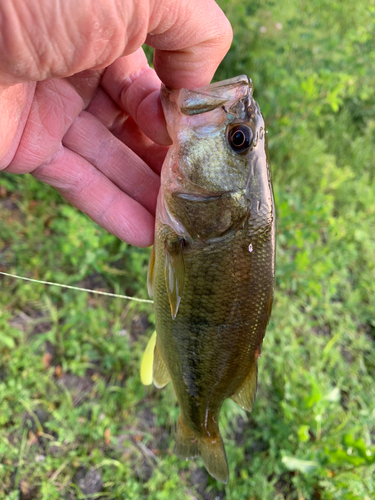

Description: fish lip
[161,75,254,117]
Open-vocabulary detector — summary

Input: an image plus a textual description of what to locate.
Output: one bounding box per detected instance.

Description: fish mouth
[162,75,253,117]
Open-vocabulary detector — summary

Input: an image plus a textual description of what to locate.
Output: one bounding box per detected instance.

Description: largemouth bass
[146,75,275,483]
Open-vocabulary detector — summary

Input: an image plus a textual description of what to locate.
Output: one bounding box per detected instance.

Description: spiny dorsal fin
[153,341,171,388]
[231,362,258,412]
[164,240,185,319]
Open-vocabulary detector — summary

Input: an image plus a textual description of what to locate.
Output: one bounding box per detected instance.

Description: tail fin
[175,413,229,484]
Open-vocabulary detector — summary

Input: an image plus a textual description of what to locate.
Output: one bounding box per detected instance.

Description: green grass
[1,0,375,498]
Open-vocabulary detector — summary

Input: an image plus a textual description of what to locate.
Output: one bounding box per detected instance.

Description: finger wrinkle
[106,205,154,247]
[100,51,169,144]
[134,89,171,146]
[64,111,150,178]
[0,1,138,83]
[86,85,125,130]
[34,146,155,246]
[62,111,160,213]
[0,1,42,81]
[87,86,166,162]
[146,0,232,89]
[86,90,168,172]
[121,68,160,124]
[101,50,151,106]
[95,188,153,248]
[8,78,84,172]
[129,172,159,215]
[41,79,83,128]
[0,82,35,170]
[95,188,124,226]
[67,70,103,108]
[32,144,95,194]
[148,0,181,35]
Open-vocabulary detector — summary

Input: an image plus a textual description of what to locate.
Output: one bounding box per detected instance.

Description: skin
[0,0,232,246]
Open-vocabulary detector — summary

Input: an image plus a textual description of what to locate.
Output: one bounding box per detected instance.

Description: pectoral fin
[140,331,157,386]
[147,245,156,298]
[164,240,185,319]
[140,332,171,388]
[153,341,171,388]
[231,362,258,411]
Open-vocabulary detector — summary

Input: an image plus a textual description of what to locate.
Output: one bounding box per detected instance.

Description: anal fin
[153,341,171,388]
[231,362,258,412]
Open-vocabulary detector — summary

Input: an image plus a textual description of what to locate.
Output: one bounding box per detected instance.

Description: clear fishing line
[0,271,153,304]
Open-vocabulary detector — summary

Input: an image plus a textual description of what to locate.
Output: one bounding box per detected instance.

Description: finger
[0,0,232,90]
[0,0,144,85]
[67,69,103,107]
[6,78,84,174]
[101,49,171,146]
[62,111,160,214]
[0,82,35,169]
[148,0,233,89]
[32,146,155,247]
[86,86,168,174]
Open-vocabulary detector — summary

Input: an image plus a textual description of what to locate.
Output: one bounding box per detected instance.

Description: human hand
[0,0,232,246]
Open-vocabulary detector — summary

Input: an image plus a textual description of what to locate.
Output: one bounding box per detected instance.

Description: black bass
[145,75,275,483]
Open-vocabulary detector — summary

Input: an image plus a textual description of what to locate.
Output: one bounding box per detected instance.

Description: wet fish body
[147,76,275,483]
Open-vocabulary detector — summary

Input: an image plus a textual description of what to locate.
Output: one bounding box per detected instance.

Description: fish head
[159,75,273,238]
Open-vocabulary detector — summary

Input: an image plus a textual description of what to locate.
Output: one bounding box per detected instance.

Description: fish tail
[175,413,200,459]
[175,413,229,484]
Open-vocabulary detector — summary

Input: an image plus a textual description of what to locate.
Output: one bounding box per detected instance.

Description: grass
[1,0,375,498]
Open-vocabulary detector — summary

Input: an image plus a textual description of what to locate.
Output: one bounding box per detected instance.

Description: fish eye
[227,125,253,153]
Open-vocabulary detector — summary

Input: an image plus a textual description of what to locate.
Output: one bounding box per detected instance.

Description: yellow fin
[164,240,185,319]
[140,331,157,386]
[175,413,199,459]
[199,433,229,484]
[153,341,171,388]
[147,245,156,298]
[231,362,258,411]
[175,413,229,484]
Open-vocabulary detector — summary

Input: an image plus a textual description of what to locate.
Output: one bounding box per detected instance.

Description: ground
[0,0,375,498]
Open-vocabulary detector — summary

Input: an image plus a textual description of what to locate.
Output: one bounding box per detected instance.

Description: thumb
[0,0,231,88]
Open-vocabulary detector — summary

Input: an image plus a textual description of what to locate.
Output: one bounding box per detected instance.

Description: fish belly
[153,216,274,437]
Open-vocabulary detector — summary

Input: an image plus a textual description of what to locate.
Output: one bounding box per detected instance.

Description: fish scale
[146,75,275,483]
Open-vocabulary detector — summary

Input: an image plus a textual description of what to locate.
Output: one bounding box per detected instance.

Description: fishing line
[0,271,153,304]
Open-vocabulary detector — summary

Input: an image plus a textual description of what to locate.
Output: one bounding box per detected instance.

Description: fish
[145,75,275,483]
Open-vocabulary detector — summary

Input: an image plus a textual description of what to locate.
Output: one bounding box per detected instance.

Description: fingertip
[135,90,172,146]
[102,54,172,146]
[119,70,171,145]
[115,209,156,247]
[147,0,233,90]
